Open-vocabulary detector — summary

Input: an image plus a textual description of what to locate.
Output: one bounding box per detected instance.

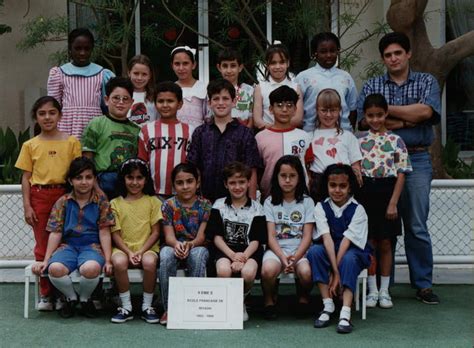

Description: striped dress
[138,120,194,195]
[47,62,114,139]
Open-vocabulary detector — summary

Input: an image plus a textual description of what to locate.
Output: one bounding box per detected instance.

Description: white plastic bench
[24,264,366,320]
[23,264,185,319]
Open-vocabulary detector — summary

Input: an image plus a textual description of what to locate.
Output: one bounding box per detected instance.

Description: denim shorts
[48,244,105,273]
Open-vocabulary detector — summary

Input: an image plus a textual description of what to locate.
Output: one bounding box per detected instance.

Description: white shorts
[262,246,308,267]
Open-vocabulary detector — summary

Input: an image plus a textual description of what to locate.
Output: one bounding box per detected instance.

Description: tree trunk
[386,0,474,178]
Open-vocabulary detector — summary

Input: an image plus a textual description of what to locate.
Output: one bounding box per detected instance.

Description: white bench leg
[34,275,39,310]
[362,275,367,320]
[355,277,360,312]
[24,274,30,319]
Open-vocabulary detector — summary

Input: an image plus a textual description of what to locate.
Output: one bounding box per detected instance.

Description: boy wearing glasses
[255,86,311,199]
[82,77,140,199]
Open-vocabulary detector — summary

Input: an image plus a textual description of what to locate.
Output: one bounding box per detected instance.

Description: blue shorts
[48,244,105,273]
[98,172,118,200]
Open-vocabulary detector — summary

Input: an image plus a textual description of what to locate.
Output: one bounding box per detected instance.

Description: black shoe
[336,318,353,334]
[263,305,277,320]
[416,288,440,304]
[59,300,76,318]
[80,300,98,318]
[313,310,332,328]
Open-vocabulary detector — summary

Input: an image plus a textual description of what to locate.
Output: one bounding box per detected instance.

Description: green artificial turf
[1,283,472,348]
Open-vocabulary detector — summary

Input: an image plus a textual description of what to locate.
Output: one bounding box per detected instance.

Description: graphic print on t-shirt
[129,102,150,125]
[223,219,249,245]
[275,210,303,239]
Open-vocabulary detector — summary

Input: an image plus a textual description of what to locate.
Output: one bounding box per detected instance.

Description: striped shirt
[357,71,441,147]
[47,63,114,139]
[138,120,194,195]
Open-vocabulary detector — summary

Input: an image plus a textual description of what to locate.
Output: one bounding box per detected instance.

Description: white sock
[339,306,351,326]
[49,275,77,301]
[142,292,154,311]
[119,291,132,312]
[318,298,335,321]
[368,275,378,294]
[380,276,390,292]
[79,276,100,302]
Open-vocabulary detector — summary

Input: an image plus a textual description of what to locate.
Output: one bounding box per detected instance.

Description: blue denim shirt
[357,71,441,147]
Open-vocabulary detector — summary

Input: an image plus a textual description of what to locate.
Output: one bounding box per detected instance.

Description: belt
[32,184,66,190]
[407,146,428,154]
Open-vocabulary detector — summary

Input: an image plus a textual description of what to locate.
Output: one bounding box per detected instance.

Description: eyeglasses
[110,95,132,104]
[274,102,295,109]
[318,108,340,115]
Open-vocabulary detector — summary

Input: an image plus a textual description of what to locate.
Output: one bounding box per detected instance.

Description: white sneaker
[55,297,65,311]
[37,296,53,311]
[366,292,378,308]
[243,305,249,322]
[379,289,393,309]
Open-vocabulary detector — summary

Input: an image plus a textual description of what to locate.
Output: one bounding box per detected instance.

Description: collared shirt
[187,118,261,202]
[296,64,358,132]
[357,71,441,147]
[313,197,368,250]
[46,191,115,246]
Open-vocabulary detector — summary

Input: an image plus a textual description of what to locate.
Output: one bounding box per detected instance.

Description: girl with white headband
[170,46,208,128]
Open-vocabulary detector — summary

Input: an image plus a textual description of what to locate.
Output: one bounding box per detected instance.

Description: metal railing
[1,181,473,266]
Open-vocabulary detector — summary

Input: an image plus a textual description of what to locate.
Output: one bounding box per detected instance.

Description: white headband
[171,46,196,58]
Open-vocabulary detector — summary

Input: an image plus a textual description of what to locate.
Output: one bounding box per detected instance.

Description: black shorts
[357,177,402,240]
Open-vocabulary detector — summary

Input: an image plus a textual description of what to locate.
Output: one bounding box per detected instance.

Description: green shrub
[0,127,30,184]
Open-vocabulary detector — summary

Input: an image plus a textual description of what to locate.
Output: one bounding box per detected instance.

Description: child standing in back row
[47,28,115,139]
[296,32,358,133]
[127,54,158,125]
[216,48,254,128]
[16,96,82,311]
[171,46,208,127]
[253,43,304,129]
[138,81,194,201]
[305,89,362,202]
[356,94,412,309]
[110,158,162,324]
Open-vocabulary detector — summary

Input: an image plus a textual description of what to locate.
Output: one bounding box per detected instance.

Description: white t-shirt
[308,128,362,174]
[264,195,315,247]
[128,91,158,125]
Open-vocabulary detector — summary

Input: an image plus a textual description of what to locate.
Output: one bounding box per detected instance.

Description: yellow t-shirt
[111,195,162,253]
[15,136,82,185]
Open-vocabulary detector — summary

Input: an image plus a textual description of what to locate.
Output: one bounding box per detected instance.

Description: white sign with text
[167,277,243,330]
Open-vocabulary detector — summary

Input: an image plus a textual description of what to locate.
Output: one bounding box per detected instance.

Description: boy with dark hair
[296,32,358,132]
[82,77,140,199]
[138,81,194,201]
[255,85,311,199]
[216,48,254,127]
[187,79,261,202]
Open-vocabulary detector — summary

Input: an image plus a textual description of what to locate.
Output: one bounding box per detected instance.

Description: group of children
[16,27,413,334]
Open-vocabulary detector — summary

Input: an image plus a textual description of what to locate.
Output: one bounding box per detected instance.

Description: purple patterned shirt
[187,119,261,202]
